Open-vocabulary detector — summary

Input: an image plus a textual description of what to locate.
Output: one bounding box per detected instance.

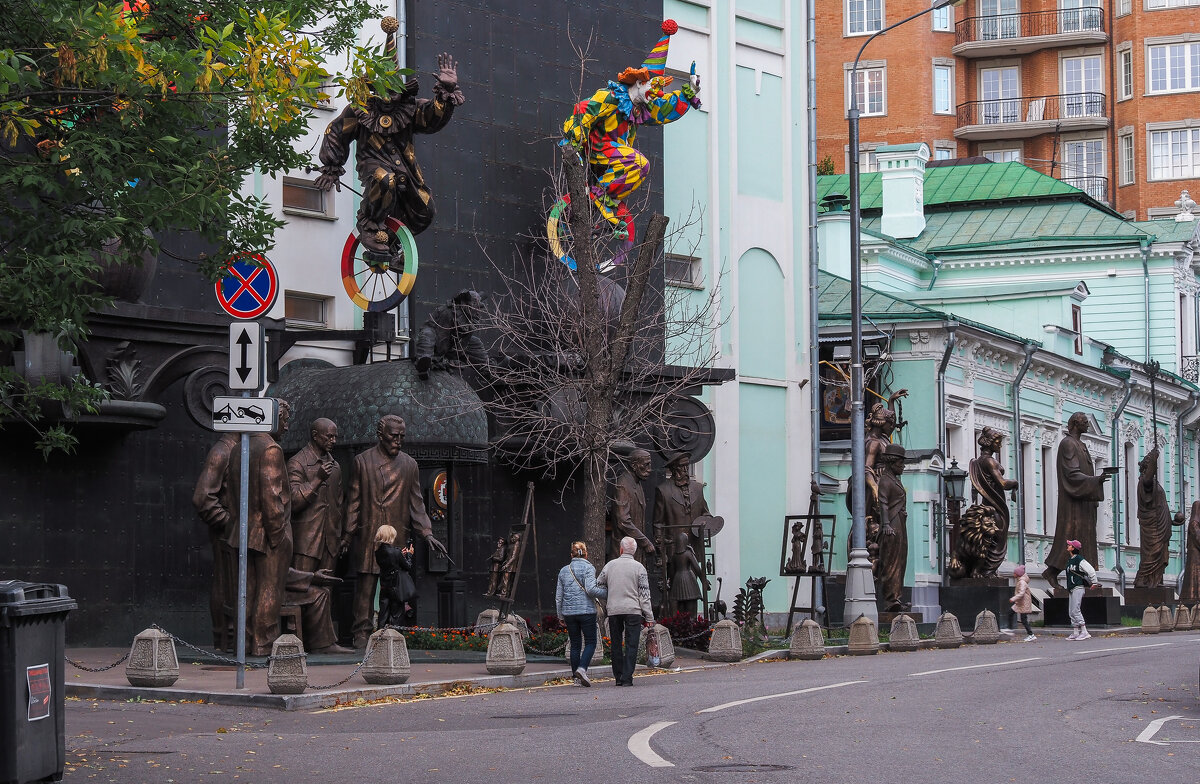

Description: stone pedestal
[125,628,179,687]
[847,615,879,655]
[1043,587,1121,626]
[707,619,743,662]
[972,610,1000,645]
[888,614,919,652]
[267,634,307,694]
[485,622,526,675]
[1140,606,1160,633]
[362,628,411,685]
[474,609,500,636]
[1123,586,1176,608]
[935,612,963,648]
[939,580,1012,629]
[789,619,826,660]
[1158,605,1174,632]
[637,624,675,668]
[1174,605,1192,631]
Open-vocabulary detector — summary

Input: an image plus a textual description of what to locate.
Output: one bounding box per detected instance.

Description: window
[1147,0,1200,8]
[847,0,883,35]
[282,177,333,218]
[284,292,329,328]
[983,148,1022,162]
[980,67,1020,124]
[1149,126,1200,180]
[1041,445,1055,534]
[931,2,952,31]
[1059,0,1102,33]
[1063,138,1107,201]
[934,64,954,114]
[1148,42,1200,94]
[934,146,955,160]
[1118,48,1133,100]
[849,67,886,116]
[1061,56,1103,118]
[979,0,1019,41]
[1117,0,1132,14]
[665,254,702,288]
[1071,304,1084,354]
[1119,132,1135,185]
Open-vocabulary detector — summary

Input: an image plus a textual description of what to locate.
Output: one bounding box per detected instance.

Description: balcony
[1061,175,1109,204]
[954,93,1109,141]
[953,9,1108,58]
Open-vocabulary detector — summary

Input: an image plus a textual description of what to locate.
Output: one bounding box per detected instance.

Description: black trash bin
[0,581,77,784]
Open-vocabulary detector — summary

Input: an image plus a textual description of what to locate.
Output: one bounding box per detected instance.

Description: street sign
[215,253,279,319]
[227,322,265,391]
[211,396,279,432]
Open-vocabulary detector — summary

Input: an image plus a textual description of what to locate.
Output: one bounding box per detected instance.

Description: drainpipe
[1011,343,1037,565]
[1176,392,1199,588]
[1141,242,1151,363]
[806,0,825,621]
[1111,376,1135,594]
[926,256,941,291]
[397,0,407,70]
[936,322,958,586]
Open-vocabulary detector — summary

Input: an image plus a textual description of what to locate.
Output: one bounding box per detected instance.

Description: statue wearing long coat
[1134,454,1182,588]
[287,442,344,573]
[1181,501,1200,602]
[609,470,654,562]
[875,463,909,611]
[1045,432,1106,573]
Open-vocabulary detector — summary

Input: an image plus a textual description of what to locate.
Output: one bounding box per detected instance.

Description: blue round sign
[215,253,279,319]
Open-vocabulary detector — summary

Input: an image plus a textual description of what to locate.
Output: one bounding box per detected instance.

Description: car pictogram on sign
[236,405,265,424]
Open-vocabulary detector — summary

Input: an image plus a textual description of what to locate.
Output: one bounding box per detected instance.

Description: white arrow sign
[211,396,279,433]
[228,322,265,391]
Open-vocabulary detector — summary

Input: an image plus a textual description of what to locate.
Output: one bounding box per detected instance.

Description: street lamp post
[844,0,965,625]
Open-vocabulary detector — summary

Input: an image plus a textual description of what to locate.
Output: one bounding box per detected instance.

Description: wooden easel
[496,481,543,622]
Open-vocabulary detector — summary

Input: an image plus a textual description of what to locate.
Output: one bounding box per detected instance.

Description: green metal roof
[818,161,1088,213]
[1130,219,1199,243]
[864,202,1150,255]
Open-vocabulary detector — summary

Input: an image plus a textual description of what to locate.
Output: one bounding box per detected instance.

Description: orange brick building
[817,0,1200,219]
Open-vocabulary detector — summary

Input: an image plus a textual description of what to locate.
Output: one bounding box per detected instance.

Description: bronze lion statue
[947,503,1000,579]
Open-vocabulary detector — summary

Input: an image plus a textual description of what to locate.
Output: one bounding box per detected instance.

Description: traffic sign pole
[236,409,249,690]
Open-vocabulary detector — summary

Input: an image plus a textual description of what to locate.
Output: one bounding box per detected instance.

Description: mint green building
[817,146,1200,618]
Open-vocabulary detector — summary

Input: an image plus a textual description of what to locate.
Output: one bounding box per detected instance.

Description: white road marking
[1136,715,1185,746]
[628,721,677,768]
[908,657,1041,677]
[696,680,865,714]
[1074,642,1172,654]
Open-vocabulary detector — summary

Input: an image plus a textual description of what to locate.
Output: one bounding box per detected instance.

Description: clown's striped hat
[619,20,678,84]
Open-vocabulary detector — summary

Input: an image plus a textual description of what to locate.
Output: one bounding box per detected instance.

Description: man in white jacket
[597,537,655,686]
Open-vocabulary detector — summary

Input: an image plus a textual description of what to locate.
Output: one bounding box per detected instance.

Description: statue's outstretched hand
[312,568,341,586]
[314,171,341,193]
[681,61,702,108]
[436,53,458,87]
[426,535,449,557]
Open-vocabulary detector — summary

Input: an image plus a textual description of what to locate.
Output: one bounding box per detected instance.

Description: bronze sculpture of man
[608,448,656,564]
[287,418,344,573]
[1133,448,1184,588]
[1182,500,1200,602]
[968,426,1019,577]
[283,567,353,654]
[653,452,712,562]
[1043,412,1111,588]
[483,537,507,596]
[192,433,238,648]
[496,531,522,599]
[346,414,447,647]
[875,443,910,612]
[316,18,463,259]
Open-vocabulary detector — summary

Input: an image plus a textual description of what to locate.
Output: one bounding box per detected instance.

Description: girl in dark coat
[375,525,418,629]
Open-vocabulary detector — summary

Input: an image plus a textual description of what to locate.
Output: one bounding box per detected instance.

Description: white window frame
[1146,38,1200,95]
[1117,45,1134,101]
[1147,121,1200,181]
[933,61,955,115]
[1119,131,1135,186]
[844,142,883,173]
[1146,0,1200,9]
[1061,136,1107,201]
[846,0,884,36]
[931,1,953,31]
[281,176,336,220]
[845,63,887,117]
[284,292,331,329]
[664,254,704,289]
[1060,53,1104,118]
[1117,0,1132,14]
[979,65,1022,125]
[982,147,1023,162]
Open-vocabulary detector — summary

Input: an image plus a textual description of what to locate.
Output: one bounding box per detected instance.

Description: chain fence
[64,652,129,673]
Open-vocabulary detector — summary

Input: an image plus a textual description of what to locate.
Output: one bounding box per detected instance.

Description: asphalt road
[64,633,1200,783]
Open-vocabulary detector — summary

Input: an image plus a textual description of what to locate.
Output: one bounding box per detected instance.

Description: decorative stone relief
[946,406,968,426]
[1124,420,1142,445]
[104,341,143,401]
[1041,427,1060,446]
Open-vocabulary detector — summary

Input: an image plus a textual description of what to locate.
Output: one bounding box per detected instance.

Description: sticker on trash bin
[27,663,50,721]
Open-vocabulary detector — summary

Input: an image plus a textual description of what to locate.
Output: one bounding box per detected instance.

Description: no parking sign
[215,253,279,319]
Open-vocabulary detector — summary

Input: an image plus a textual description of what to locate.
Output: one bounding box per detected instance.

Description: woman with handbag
[555,541,608,686]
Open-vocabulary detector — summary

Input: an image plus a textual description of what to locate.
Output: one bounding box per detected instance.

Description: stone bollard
[362,628,411,685]
[1140,606,1160,634]
[636,624,676,669]
[972,610,1000,645]
[504,613,531,640]
[847,615,879,655]
[474,609,500,636]
[789,619,826,660]
[267,634,307,694]
[485,622,526,675]
[1190,605,1200,631]
[1174,605,1192,632]
[125,628,179,687]
[1158,605,1174,632]
[935,612,963,648]
[888,614,920,652]
[707,619,743,662]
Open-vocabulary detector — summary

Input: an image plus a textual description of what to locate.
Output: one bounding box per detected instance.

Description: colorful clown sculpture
[558,20,701,258]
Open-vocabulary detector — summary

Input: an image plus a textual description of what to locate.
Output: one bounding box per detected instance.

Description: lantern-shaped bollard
[848,615,879,655]
[789,619,826,660]
[485,622,526,675]
[125,628,179,687]
[707,619,743,662]
[362,628,411,685]
[474,609,500,636]
[267,634,307,694]
[1140,606,1160,634]
[888,614,920,652]
[972,610,1000,645]
[1174,605,1192,632]
[1158,606,1174,632]
[636,623,675,669]
[935,612,963,648]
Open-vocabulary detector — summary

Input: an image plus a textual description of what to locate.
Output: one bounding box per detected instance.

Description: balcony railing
[1061,175,1108,203]
[955,8,1104,46]
[957,92,1106,128]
